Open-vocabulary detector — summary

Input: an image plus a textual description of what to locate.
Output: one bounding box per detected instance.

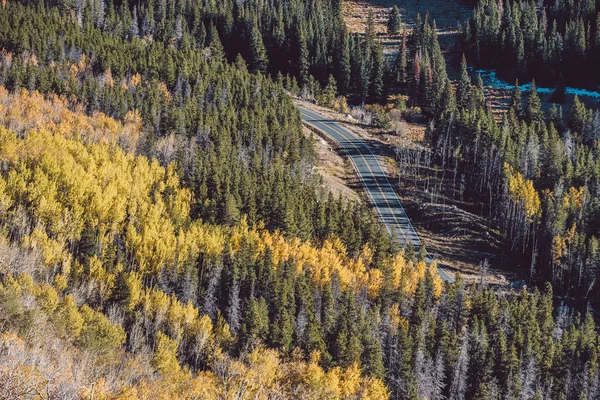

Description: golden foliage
[53,294,84,339]
[152,331,181,376]
[0,87,438,399]
[0,266,390,399]
[0,87,431,301]
[505,163,541,221]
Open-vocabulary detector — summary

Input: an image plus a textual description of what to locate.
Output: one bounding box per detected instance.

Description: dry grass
[344,1,391,35]
[344,0,470,31]
[305,126,363,203]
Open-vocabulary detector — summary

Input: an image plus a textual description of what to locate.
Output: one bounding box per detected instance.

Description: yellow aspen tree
[52,294,84,339]
[34,282,59,313]
[152,331,181,376]
[78,305,126,355]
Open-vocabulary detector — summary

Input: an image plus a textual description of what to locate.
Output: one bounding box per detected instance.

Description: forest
[1,0,600,398]
[462,0,600,87]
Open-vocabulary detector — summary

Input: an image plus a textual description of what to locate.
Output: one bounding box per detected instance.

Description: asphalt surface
[299,106,455,283]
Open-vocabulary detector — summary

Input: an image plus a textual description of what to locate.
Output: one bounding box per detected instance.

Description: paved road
[299,106,455,283]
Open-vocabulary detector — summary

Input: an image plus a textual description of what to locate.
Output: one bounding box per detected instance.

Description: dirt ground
[395,177,523,285]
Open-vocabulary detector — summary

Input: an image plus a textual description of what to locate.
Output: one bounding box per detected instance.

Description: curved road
[299,106,455,283]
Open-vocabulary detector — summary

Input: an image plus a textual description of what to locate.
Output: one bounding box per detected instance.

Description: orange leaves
[33,281,59,313]
[176,221,226,265]
[0,89,186,276]
[428,262,444,298]
[255,231,375,289]
[22,226,66,266]
[244,347,283,392]
[184,347,392,400]
[0,333,49,399]
[130,73,142,88]
[0,266,392,399]
[87,255,116,302]
[120,271,143,312]
[158,82,171,102]
[53,294,84,339]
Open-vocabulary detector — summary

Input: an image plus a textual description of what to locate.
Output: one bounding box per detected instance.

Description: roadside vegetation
[0,0,600,398]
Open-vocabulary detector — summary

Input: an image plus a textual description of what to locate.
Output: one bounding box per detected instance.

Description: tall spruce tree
[525,79,543,123]
[456,54,471,110]
[248,22,268,74]
[387,5,401,35]
[510,79,523,115]
[396,28,408,85]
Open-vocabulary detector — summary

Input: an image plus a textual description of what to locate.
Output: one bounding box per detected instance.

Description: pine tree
[370,43,385,103]
[548,104,564,131]
[208,24,224,61]
[249,22,268,74]
[366,10,376,46]
[334,291,362,366]
[361,311,385,379]
[438,77,456,117]
[472,73,486,109]
[510,79,523,116]
[320,75,338,109]
[569,95,588,135]
[396,29,408,85]
[525,79,544,123]
[297,29,310,87]
[337,31,351,94]
[387,6,401,35]
[241,296,270,345]
[321,282,336,339]
[456,54,471,110]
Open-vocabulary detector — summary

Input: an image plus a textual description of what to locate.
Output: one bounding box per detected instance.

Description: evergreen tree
[396,29,408,85]
[241,297,270,344]
[370,43,386,103]
[457,54,471,110]
[525,79,544,123]
[320,75,338,109]
[569,95,588,135]
[337,31,351,94]
[365,10,376,46]
[510,79,523,115]
[248,22,268,74]
[387,5,401,35]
